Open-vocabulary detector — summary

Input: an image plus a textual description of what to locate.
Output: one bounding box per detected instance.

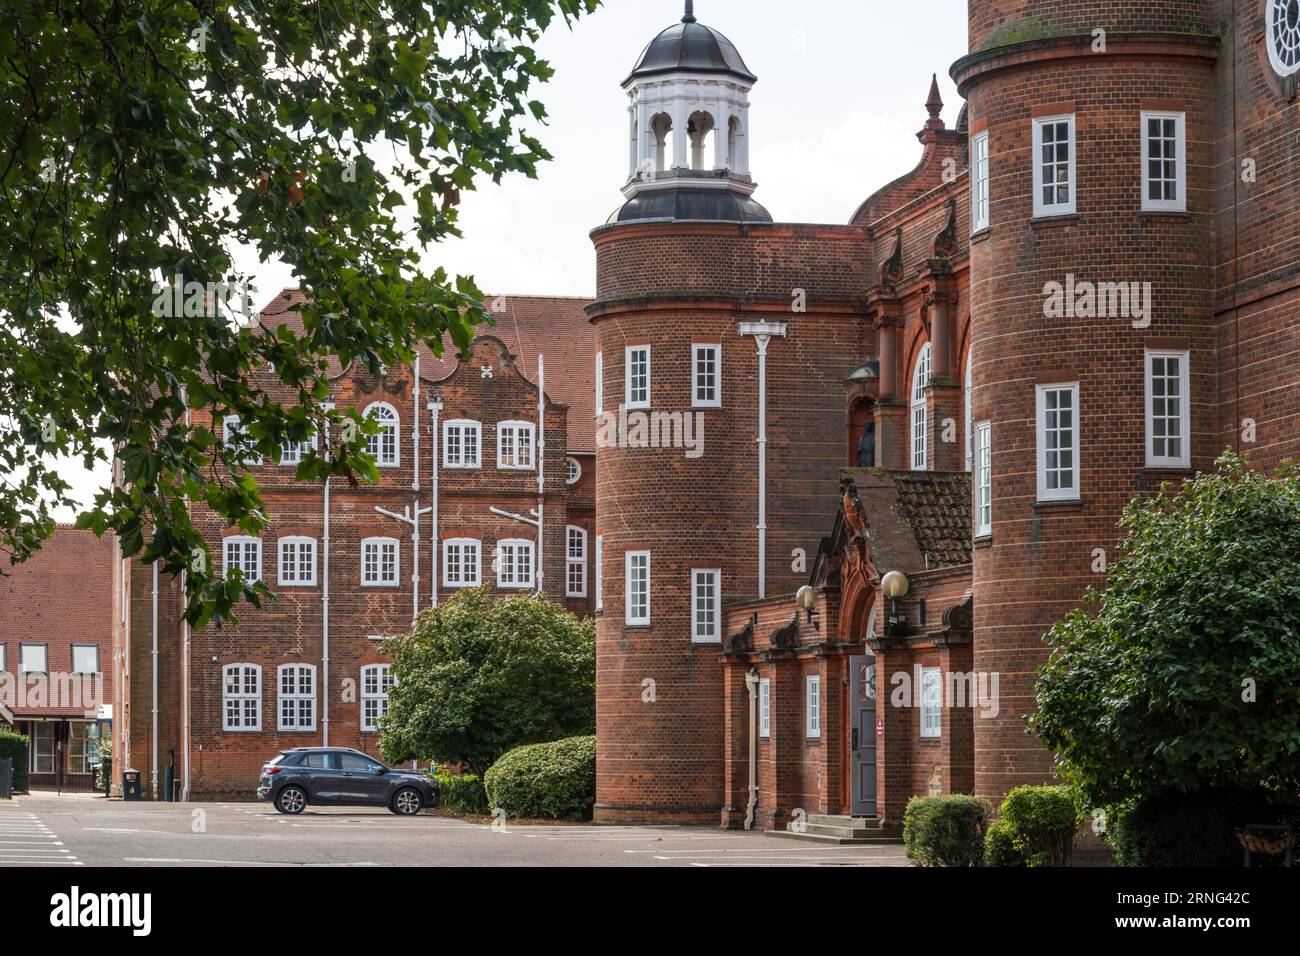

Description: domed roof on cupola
[624,2,757,86]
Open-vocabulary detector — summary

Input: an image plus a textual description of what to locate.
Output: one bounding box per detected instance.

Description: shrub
[483,736,596,821]
[434,769,489,816]
[0,730,29,795]
[1000,785,1080,867]
[381,589,595,778]
[903,795,991,867]
[983,818,1026,867]
[94,734,113,795]
[1112,789,1297,867]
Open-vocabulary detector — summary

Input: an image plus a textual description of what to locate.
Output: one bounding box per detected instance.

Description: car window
[339,752,382,772]
[303,752,338,770]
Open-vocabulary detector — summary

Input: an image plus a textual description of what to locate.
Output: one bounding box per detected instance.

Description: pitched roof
[840,468,971,572]
[257,290,597,452]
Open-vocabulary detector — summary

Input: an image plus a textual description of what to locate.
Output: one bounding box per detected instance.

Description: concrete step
[767,828,903,847]
[806,814,883,830]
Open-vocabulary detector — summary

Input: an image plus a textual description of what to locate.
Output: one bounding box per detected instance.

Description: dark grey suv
[256,748,439,816]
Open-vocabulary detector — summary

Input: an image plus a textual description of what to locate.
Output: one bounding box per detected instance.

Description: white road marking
[122,857,380,867]
[0,807,82,866]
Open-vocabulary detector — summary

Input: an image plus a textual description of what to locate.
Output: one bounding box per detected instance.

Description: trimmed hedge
[1000,785,1080,867]
[1112,789,1296,867]
[0,729,29,795]
[983,817,1026,867]
[434,770,489,816]
[483,736,596,821]
[903,795,991,867]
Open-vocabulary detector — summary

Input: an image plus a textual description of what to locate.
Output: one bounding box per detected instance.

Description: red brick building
[590,0,1300,833]
[111,294,597,799]
[0,527,117,791]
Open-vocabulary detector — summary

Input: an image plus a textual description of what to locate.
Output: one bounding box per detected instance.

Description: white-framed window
[911,343,931,471]
[496,420,535,470]
[971,129,990,232]
[223,535,262,583]
[1267,0,1300,78]
[625,345,650,410]
[691,569,721,643]
[806,675,821,738]
[496,538,535,589]
[566,526,587,598]
[1141,111,1186,213]
[595,535,604,612]
[443,419,481,469]
[443,538,481,588]
[20,644,47,674]
[0,645,5,674]
[279,432,316,466]
[222,415,261,465]
[565,457,581,485]
[975,421,993,538]
[692,344,721,408]
[222,663,261,731]
[277,536,317,587]
[964,349,974,472]
[595,352,603,418]
[625,550,650,625]
[277,663,316,732]
[361,536,399,587]
[758,678,771,738]
[920,666,942,739]
[1032,114,1076,218]
[71,644,99,674]
[1146,350,1191,468]
[360,664,395,732]
[363,402,400,468]
[1036,382,1080,501]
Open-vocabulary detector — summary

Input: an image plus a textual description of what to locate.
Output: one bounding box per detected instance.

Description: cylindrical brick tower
[589,3,869,823]
[953,2,1220,802]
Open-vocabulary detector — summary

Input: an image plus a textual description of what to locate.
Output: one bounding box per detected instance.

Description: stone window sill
[1034,498,1084,512]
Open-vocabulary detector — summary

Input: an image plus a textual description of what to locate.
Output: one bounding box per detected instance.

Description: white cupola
[612,1,771,223]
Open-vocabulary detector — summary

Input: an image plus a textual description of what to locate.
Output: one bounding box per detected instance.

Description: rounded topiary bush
[983,817,1026,867]
[1000,785,1080,867]
[483,736,596,821]
[903,795,991,867]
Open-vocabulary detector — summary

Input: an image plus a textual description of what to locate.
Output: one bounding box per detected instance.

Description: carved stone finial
[683,1,696,23]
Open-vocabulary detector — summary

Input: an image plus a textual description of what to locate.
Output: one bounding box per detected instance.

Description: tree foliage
[379,588,595,778]
[0,0,597,625]
[1029,454,1300,809]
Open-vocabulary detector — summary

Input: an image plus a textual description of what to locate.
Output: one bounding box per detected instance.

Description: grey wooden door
[849,655,877,817]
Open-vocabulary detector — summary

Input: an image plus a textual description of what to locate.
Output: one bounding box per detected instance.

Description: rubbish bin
[122,769,141,801]
[0,757,12,799]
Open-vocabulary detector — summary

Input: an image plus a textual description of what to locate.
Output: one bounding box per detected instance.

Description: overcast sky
[52,0,969,518]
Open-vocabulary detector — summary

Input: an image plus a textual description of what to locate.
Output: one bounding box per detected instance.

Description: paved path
[0,794,910,868]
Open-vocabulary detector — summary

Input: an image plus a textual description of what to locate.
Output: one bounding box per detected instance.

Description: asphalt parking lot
[0,794,910,868]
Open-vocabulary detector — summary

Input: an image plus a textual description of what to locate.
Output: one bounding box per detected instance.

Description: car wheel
[276,785,308,815]
[391,787,423,816]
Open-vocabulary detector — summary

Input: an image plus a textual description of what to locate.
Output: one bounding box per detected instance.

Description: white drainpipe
[322,399,335,747]
[181,569,190,802]
[739,322,787,599]
[411,355,422,620]
[536,355,545,593]
[427,397,443,607]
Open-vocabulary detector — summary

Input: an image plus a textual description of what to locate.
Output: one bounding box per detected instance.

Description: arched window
[222,663,262,731]
[911,344,932,471]
[363,402,400,468]
[360,536,400,587]
[277,663,317,732]
[360,664,395,732]
[566,526,587,598]
[651,113,673,172]
[688,111,715,170]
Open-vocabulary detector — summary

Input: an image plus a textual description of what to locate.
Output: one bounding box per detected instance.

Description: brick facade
[592,0,1300,829]
[112,295,598,799]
